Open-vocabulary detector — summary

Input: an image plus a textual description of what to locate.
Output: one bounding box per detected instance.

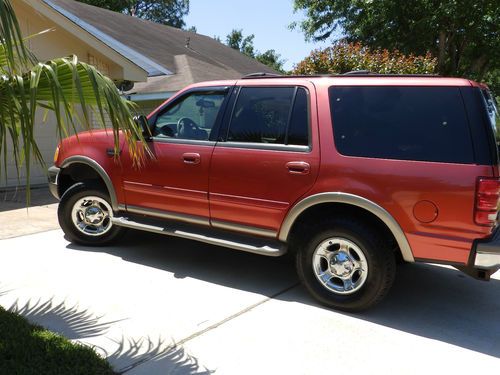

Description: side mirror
[133,115,152,139]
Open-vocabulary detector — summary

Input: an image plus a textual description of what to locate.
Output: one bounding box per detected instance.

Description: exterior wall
[135,100,165,116]
[1,111,59,188]
[14,1,123,79]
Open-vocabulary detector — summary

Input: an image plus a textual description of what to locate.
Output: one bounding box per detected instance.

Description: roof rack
[343,70,373,75]
[240,71,441,79]
[241,72,283,79]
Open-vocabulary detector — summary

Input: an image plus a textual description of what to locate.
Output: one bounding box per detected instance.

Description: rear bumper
[48,166,60,200]
[473,227,500,270]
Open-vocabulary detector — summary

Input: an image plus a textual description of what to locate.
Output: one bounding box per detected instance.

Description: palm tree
[0,0,144,194]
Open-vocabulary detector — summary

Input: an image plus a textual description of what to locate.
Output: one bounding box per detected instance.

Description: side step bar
[112,216,287,257]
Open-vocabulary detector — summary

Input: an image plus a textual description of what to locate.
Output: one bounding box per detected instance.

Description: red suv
[48,74,500,311]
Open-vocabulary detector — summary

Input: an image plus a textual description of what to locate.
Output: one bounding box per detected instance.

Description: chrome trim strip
[126,205,209,226]
[211,220,277,238]
[60,156,119,211]
[279,192,415,262]
[118,204,126,211]
[112,217,286,257]
[152,138,216,146]
[219,142,310,153]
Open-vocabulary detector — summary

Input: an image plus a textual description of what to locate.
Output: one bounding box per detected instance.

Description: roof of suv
[186,74,481,91]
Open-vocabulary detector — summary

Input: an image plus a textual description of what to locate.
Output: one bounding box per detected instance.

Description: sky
[184,0,339,71]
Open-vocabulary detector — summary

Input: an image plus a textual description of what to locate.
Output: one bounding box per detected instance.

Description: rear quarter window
[329,86,474,164]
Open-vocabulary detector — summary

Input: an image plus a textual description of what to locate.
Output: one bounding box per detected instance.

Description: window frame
[218,85,312,153]
[149,86,233,145]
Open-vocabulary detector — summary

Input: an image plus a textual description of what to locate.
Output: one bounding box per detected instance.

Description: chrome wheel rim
[312,237,368,295]
[71,196,113,236]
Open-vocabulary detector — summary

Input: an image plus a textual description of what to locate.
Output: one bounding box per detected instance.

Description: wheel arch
[279,192,414,262]
[58,156,118,211]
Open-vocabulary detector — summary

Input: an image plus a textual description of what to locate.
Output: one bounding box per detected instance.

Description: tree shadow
[102,336,214,375]
[0,284,12,297]
[8,298,122,339]
[6,296,213,374]
[67,230,500,359]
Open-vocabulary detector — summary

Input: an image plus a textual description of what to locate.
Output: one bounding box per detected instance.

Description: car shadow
[67,230,500,359]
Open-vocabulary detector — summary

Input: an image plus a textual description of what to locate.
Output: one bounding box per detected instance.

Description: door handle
[182,152,201,165]
[286,161,310,175]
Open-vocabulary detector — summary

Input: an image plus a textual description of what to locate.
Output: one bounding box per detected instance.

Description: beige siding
[15,1,125,80]
[135,100,165,116]
[1,111,59,188]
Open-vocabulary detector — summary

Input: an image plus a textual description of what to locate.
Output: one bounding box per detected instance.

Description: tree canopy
[293,42,437,75]
[225,29,286,73]
[77,0,189,28]
[293,0,499,92]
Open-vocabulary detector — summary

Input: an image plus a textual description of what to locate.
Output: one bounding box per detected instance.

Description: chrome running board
[112,216,287,257]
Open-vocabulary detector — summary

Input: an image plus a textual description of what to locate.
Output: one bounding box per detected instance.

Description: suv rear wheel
[296,218,396,311]
[58,182,125,246]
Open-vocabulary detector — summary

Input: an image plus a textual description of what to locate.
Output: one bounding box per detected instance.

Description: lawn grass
[0,306,115,375]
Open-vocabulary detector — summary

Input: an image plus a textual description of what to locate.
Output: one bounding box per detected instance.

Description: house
[4,0,277,188]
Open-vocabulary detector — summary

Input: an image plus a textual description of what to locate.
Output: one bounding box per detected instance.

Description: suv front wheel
[57,182,125,246]
[296,218,396,312]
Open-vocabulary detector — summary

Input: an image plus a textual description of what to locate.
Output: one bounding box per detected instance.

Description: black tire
[58,182,125,246]
[296,217,396,312]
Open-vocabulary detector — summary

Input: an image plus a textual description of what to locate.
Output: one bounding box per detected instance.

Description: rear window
[329,86,474,164]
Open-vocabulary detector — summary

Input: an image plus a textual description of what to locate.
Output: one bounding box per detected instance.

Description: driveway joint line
[176,282,300,347]
[118,282,300,374]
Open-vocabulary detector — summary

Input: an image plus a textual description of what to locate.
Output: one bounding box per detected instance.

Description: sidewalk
[0,185,59,239]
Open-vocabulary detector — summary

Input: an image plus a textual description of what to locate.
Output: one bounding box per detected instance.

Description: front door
[121,87,230,224]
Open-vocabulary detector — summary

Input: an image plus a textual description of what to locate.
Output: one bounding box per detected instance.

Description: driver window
[153,92,227,140]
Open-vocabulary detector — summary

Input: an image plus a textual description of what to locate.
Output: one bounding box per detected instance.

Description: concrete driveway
[1,190,499,374]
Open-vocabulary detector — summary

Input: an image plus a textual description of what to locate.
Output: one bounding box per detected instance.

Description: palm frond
[0,0,33,73]
[0,0,147,194]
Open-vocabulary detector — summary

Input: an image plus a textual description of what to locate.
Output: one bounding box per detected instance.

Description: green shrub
[0,306,115,375]
[293,42,437,75]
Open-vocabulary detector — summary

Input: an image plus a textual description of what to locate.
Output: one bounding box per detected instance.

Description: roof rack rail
[241,72,283,79]
[343,70,373,75]
[342,70,440,77]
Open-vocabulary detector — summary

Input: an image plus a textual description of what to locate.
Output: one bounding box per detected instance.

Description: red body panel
[55,76,496,266]
[119,141,214,218]
[209,146,320,231]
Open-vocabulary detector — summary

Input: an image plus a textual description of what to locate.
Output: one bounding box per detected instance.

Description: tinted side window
[227,87,310,146]
[329,86,474,163]
[153,92,226,141]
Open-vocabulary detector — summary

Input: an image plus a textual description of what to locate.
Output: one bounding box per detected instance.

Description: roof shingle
[46,0,278,93]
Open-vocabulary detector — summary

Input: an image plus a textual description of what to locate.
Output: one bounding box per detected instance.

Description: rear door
[209,81,320,236]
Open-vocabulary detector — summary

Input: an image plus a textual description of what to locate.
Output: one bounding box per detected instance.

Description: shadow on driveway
[67,230,500,359]
[5,296,213,374]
